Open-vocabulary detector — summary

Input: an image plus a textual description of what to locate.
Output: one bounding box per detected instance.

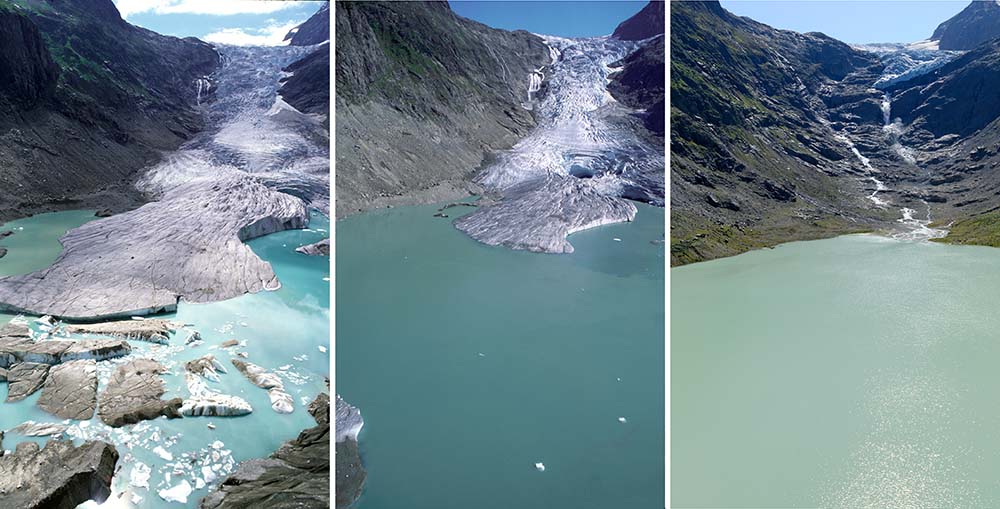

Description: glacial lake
[336,201,665,509]
[673,233,1000,508]
[0,209,330,509]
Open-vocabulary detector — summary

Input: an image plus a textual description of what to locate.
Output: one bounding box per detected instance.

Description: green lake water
[0,210,330,509]
[336,202,665,509]
[673,234,1000,508]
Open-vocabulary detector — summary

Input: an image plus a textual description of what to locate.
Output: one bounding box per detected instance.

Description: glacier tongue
[0,43,329,320]
[461,35,663,253]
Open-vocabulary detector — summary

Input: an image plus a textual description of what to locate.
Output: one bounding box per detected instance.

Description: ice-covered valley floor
[455,35,664,253]
[0,44,329,319]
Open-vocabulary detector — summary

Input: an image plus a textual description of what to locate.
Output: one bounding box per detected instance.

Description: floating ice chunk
[477,352,486,357]
[613,238,621,242]
[211,440,225,450]
[535,462,545,472]
[202,466,217,483]
[618,417,627,423]
[158,480,193,503]
[130,462,152,489]
[153,446,173,461]
[318,345,327,353]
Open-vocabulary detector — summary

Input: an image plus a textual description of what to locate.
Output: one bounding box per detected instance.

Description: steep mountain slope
[0,0,218,222]
[612,0,664,40]
[670,1,894,265]
[334,0,550,217]
[280,4,330,124]
[930,0,1000,51]
[608,34,664,136]
[285,1,329,46]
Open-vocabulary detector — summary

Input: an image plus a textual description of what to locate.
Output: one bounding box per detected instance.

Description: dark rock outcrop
[280,43,330,121]
[335,0,550,217]
[608,34,665,135]
[285,2,330,46]
[612,1,664,41]
[930,0,1000,51]
[0,439,118,509]
[199,393,331,509]
[0,8,59,108]
[97,359,182,427]
[335,395,365,508]
[0,0,219,222]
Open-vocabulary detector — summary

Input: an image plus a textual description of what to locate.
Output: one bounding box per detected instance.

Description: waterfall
[880,92,891,126]
[195,77,212,105]
[527,69,543,101]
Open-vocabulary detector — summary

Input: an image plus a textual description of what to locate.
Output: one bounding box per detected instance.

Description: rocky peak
[285,1,329,46]
[612,0,664,40]
[931,0,1000,50]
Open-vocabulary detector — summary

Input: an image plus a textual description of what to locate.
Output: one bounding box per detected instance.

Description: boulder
[37,360,98,420]
[6,362,49,402]
[97,359,182,427]
[0,439,118,509]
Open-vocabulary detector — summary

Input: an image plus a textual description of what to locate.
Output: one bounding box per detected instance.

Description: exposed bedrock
[37,359,98,420]
[98,359,182,427]
[456,175,638,253]
[0,172,308,320]
[335,395,366,508]
[200,393,330,509]
[0,439,118,509]
[296,238,330,256]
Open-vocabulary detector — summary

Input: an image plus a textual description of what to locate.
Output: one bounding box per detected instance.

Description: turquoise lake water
[0,210,329,509]
[673,234,1000,508]
[337,202,665,509]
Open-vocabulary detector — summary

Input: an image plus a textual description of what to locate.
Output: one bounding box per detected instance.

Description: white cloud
[114,0,314,20]
[202,20,302,46]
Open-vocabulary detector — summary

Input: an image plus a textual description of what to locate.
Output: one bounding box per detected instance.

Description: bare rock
[6,362,49,402]
[0,439,118,509]
[200,394,329,509]
[98,359,182,427]
[37,360,98,420]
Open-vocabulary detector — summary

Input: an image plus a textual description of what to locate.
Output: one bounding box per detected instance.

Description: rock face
[231,359,294,414]
[285,2,329,46]
[5,362,49,402]
[200,393,331,509]
[280,44,330,123]
[296,238,330,256]
[0,439,118,509]
[0,8,58,108]
[0,0,219,223]
[37,359,98,420]
[670,1,892,265]
[608,34,665,135]
[335,0,551,217]
[335,395,366,508]
[612,1,665,41]
[98,359,183,427]
[930,0,1000,51]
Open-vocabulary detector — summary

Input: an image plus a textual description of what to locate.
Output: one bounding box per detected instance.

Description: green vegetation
[932,210,1000,247]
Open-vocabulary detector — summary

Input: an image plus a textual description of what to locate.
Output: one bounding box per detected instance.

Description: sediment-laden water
[673,234,1000,508]
[337,202,665,509]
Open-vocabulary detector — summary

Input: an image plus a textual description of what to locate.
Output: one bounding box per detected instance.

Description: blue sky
[721,1,969,44]
[451,1,647,38]
[111,0,325,45]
